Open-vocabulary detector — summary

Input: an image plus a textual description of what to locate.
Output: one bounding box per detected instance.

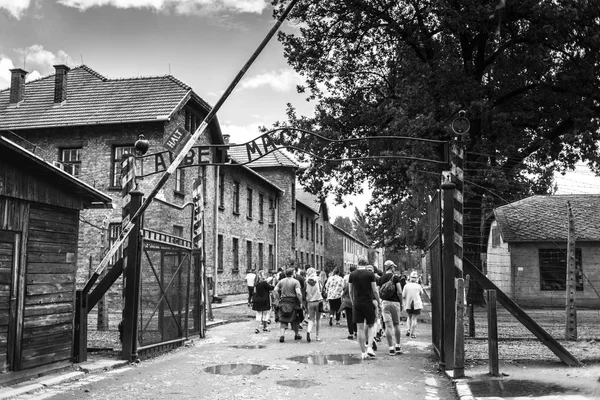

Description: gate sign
[163,126,191,155]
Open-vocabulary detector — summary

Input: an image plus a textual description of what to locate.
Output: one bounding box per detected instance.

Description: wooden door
[0,230,18,372]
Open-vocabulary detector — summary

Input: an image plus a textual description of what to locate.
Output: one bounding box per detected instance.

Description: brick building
[0,65,226,329]
[327,224,370,275]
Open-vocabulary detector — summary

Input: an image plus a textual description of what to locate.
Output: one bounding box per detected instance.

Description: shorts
[352,300,376,326]
[382,300,402,324]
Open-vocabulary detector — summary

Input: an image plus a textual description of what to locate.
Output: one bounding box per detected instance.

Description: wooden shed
[0,136,111,381]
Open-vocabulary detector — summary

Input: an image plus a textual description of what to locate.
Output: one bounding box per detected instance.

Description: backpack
[379,275,397,300]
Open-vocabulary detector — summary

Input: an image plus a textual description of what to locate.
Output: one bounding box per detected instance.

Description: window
[232,238,239,272]
[175,168,184,193]
[112,145,135,187]
[306,217,309,239]
[315,223,319,244]
[258,242,264,269]
[300,252,304,265]
[291,180,296,209]
[185,109,200,133]
[291,223,296,248]
[247,188,253,219]
[300,216,304,238]
[217,235,223,272]
[539,249,583,291]
[311,220,315,242]
[268,244,274,271]
[233,181,240,214]
[218,172,225,209]
[60,148,81,176]
[246,240,253,271]
[269,197,275,224]
[320,226,323,244]
[491,225,501,247]
[311,254,314,267]
[259,193,264,223]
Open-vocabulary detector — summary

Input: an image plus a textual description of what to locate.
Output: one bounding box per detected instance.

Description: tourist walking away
[304,267,323,342]
[340,266,356,339]
[378,260,403,355]
[252,271,274,333]
[325,268,344,326]
[275,268,303,342]
[403,270,424,338]
[246,269,257,307]
[349,258,381,359]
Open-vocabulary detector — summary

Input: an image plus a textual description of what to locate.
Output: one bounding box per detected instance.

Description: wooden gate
[137,229,203,355]
[426,191,443,360]
[0,230,18,372]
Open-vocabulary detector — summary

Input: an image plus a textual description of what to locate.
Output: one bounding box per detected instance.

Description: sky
[0,0,369,219]
[1,0,598,222]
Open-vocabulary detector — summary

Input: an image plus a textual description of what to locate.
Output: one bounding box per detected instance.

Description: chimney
[9,68,28,103]
[53,64,70,103]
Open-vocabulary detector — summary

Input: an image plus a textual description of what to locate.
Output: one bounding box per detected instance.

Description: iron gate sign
[137,128,450,178]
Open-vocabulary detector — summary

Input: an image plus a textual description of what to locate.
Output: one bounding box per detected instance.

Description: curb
[445,372,475,400]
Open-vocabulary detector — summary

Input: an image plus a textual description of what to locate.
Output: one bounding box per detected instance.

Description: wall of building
[507,242,600,307]
[485,221,513,296]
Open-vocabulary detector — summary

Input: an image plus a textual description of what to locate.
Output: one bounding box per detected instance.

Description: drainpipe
[213,165,220,297]
[274,195,279,270]
[313,214,320,268]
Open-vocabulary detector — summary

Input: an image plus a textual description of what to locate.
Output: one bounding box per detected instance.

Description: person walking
[403,270,424,339]
[304,267,323,342]
[274,268,303,342]
[378,260,404,355]
[245,269,257,307]
[252,271,274,333]
[325,268,344,326]
[349,258,381,359]
[340,266,356,339]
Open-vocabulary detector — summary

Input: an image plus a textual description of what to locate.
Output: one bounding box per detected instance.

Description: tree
[273,0,600,288]
[332,215,353,234]
[352,207,369,244]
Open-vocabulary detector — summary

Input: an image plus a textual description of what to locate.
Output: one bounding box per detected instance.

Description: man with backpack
[378,260,404,355]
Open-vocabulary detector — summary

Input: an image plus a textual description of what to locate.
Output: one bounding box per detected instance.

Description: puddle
[288,354,362,365]
[469,379,580,397]
[277,379,319,388]
[203,363,268,375]
[229,345,266,349]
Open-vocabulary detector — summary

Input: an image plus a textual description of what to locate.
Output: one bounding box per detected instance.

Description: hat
[410,271,418,279]
[384,260,396,270]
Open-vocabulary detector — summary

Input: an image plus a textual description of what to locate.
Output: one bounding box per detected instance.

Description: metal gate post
[73,289,88,363]
[122,190,143,361]
[442,179,456,370]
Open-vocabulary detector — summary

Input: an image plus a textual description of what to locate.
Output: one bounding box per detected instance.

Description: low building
[327,224,370,275]
[485,194,600,307]
[0,136,111,380]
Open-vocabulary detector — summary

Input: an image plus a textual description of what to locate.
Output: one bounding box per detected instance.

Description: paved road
[13,317,456,400]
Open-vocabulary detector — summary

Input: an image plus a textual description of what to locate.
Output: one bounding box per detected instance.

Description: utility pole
[565,201,577,340]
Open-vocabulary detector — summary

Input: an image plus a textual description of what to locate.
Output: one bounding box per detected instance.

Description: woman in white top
[402,271,424,339]
[304,268,324,342]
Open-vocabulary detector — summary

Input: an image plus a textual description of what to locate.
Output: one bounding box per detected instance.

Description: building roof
[0,65,223,143]
[494,194,600,243]
[0,136,112,207]
[330,224,371,247]
[296,187,320,214]
[227,145,298,168]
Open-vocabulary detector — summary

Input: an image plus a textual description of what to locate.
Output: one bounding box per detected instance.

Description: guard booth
[0,136,111,385]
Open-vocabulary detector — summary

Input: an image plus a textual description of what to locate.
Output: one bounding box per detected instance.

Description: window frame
[247,187,253,220]
[233,181,240,215]
[232,237,239,272]
[111,145,136,188]
[539,248,583,291]
[217,234,224,272]
[218,172,225,210]
[60,147,82,177]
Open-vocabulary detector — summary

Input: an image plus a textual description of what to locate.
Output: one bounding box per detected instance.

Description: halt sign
[163,126,191,155]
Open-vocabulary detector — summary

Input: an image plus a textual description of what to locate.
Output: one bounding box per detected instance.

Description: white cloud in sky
[57,0,268,14]
[0,0,31,19]
[0,46,73,88]
[220,122,264,144]
[239,69,304,92]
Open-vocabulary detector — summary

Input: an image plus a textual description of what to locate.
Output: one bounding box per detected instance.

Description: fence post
[121,190,143,361]
[441,179,456,370]
[566,201,577,340]
[73,289,88,363]
[454,278,465,378]
[487,289,499,376]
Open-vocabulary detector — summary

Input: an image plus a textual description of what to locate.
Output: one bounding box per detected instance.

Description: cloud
[57,0,268,14]
[220,122,264,144]
[239,69,305,92]
[14,45,74,75]
[0,0,32,19]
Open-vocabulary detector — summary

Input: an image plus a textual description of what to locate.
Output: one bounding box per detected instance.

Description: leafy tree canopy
[332,215,353,233]
[273,0,600,252]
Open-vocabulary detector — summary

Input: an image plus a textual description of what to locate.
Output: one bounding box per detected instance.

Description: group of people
[245,259,424,360]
